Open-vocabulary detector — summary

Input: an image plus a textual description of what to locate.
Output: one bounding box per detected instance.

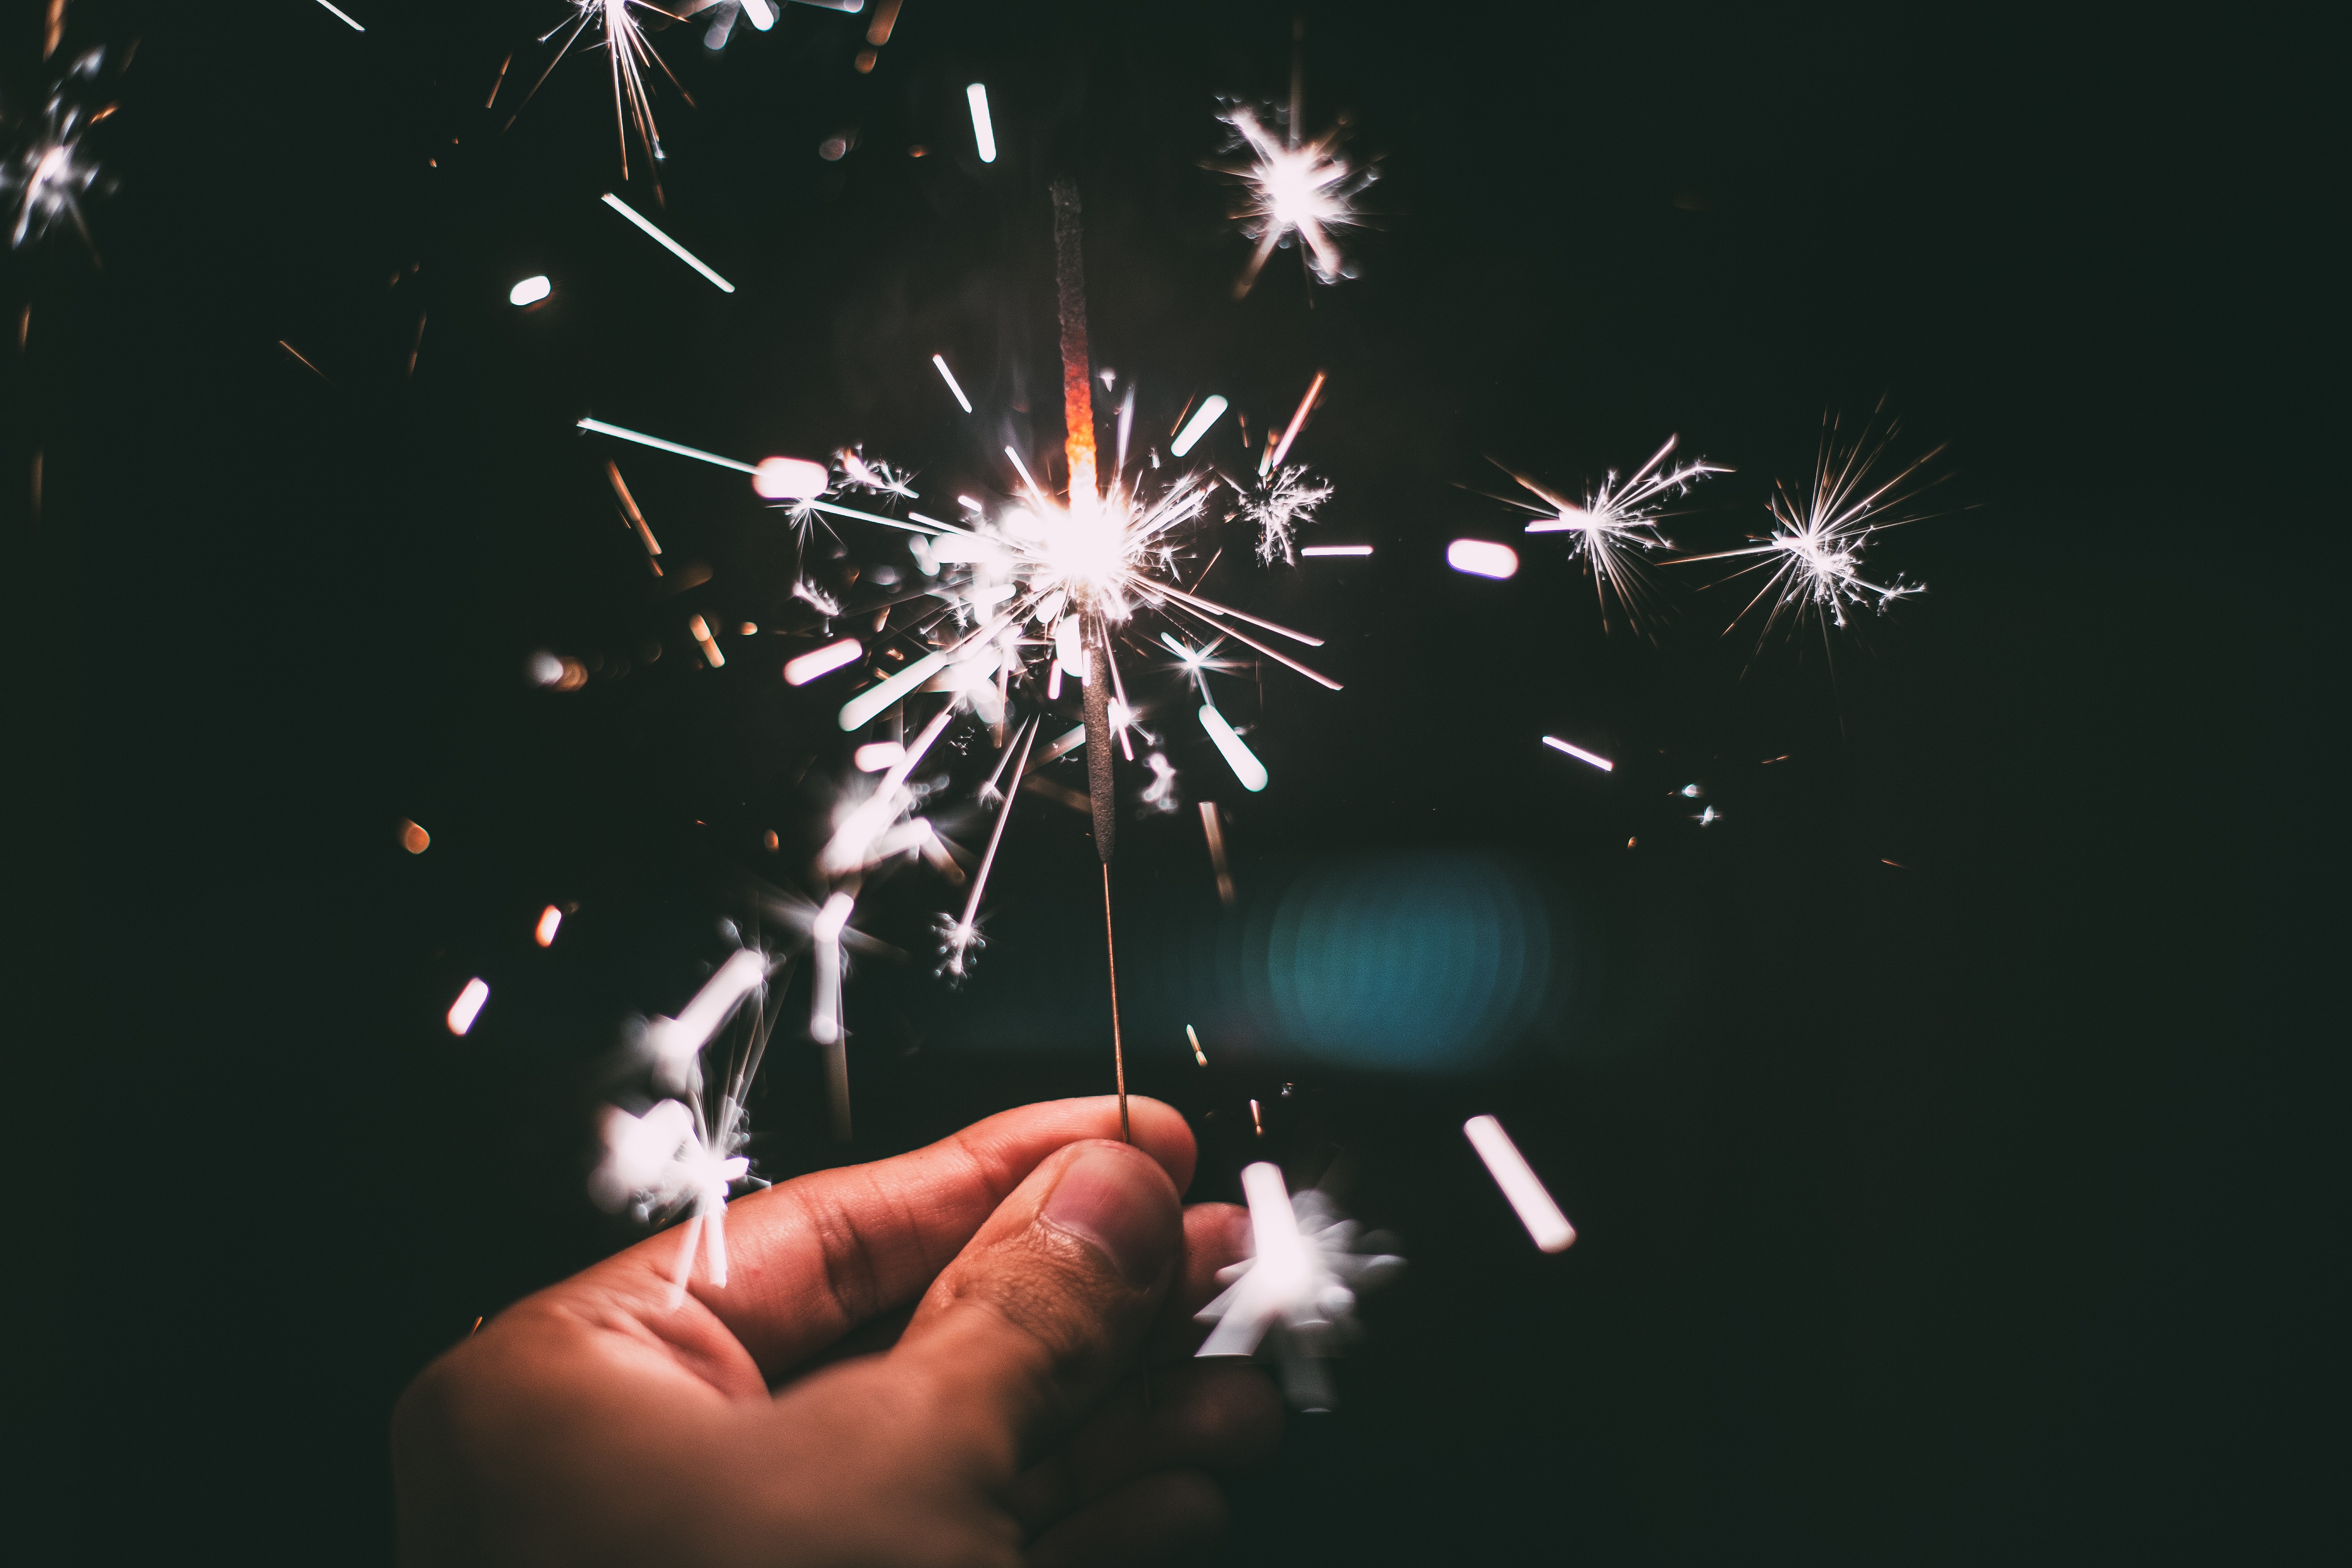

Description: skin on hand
[392,1096,1282,1568]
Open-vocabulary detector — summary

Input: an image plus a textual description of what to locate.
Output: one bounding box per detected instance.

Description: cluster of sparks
[1213,102,1373,299]
[4,47,108,253]
[1494,435,1729,634]
[523,1,693,181]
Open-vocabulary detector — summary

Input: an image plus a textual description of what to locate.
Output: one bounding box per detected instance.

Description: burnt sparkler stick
[1052,175,1130,1144]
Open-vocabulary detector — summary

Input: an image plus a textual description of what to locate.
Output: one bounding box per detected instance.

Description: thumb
[890,1138,1182,1472]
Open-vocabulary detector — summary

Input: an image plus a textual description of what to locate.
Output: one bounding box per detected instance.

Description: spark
[1541,735,1614,772]
[5,63,106,253]
[1199,802,1237,907]
[1464,1115,1576,1253]
[600,193,735,292]
[1447,539,1519,579]
[965,83,996,163]
[1499,435,1727,632]
[1300,544,1371,557]
[852,741,904,772]
[399,820,431,853]
[1199,704,1268,792]
[784,638,861,685]
[1245,466,1334,566]
[1195,1163,1404,1410]
[688,614,725,667]
[1170,395,1229,457]
[524,3,694,184]
[931,353,974,413]
[446,977,490,1036]
[1213,104,1372,298]
[1187,1024,1208,1066]
[509,274,551,306]
[312,0,365,31]
[535,905,563,946]
[578,417,756,474]
[1261,371,1326,476]
[1676,410,1948,645]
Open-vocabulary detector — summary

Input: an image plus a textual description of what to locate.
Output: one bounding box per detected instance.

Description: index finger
[577,1096,1194,1380]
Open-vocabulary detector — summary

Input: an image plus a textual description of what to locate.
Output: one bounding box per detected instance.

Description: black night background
[22,1,2331,1561]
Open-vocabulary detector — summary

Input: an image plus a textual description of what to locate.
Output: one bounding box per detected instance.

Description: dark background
[27,0,2332,1560]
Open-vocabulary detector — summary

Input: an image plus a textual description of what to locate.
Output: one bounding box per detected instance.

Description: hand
[392,1096,1282,1567]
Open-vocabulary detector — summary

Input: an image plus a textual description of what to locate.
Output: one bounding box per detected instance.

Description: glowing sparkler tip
[1447,539,1519,579]
[752,456,829,500]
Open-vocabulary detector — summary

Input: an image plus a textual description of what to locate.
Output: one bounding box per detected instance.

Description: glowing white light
[535,905,563,946]
[966,84,997,163]
[576,418,756,473]
[741,0,774,28]
[1170,395,1228,457]
[811,891,854,944]
[931,353,973,413]
[508,274,551,306]
[313,0,365,29]
[752,455,829,499]
[1447,539,1519,579]
[600,193,736,293]
[784,637,861,685]
[528,650,564,686]
[644,947,772,1091]
[853,741,905,772]
[1541,735,1614,772]
[1299,545,1372,556]
[839,650,949,730]
[1199,704,1268,792]
[446,977,490,1036]
[1464,1115,1576,1253]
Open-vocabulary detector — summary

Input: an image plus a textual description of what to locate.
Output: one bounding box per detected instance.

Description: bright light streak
[1464,1115,1576,1253]
[1199,704,1268,792]
[1300,545,1372,557]
[1241,1162,1313,1293]
[742,0,775,28]
[446,978,490,1036]
[1261,371,1326,475]
[508,274,551,306]
[853,741,905,772]
[1170,395,1228,457]
[577,418,755,473]
[688,614,726,667]
[839,650,948,730]
[784,638,861,685]
[931,354,973,413]
[965,84,997,163]
[811,891,854,944]
[1447,539,1519,579]
[535,905,563,946]
[1541,735,1614,772]
[599,193,736,293]
[752,455,829,499]
[1188,1024,1208,1066]
[313,0,364,30]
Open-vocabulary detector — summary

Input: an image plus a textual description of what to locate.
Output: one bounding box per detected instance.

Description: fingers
[1004,1359,1282,1532]
[1025,1470,1228,1568]
[566,1096,1195,1382]
[890,1139,1184,1473]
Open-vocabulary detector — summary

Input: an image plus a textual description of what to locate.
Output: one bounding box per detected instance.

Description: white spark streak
[839,651,949,730]
[577,417,756,473]
[1447,539,1519,579]
[1541,735,1614,772]
[508,275,551,306]
[852,741,904,772]
[600,193,735,292]
[1199,704,1268,792]
[1464,1115,1576,1253]
[312,0,365,29]
[535,905,563,946]
[1300,545,1371,556]
[930,353,974,412]
[1261,371,1326,476]
[446,977,490,1035]
[965,83,996,163]
[1170,395,1228,457]
[784,638,862,686]
[644,947,772,1093]
[1502,435,1726,632]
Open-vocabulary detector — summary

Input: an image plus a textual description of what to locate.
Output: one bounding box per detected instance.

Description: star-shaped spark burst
[1492,435,1727,634]
[1212,103,1373,299]
[522,1,695,183]
[5,51,109,253]
[1196,1162,1404,1410]
[1676,410,1949,647]
[1244,465,1335,566]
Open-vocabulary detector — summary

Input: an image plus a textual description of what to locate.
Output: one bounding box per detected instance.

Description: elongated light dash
[931,354,974,413]
[447,978,490,1037]
[577,418,756,474]
[1541,735,1614,772]
[1200,704,1268,792]
[313,0,364,30]
[966,84,997,163]
[534,905,563,946]
[784,638,862,686]
[1300,544,1373,557]
[839,650,949,731]
[1170,395,1228,458]
[600,193,736,293]
[1464,1115,1576,1253]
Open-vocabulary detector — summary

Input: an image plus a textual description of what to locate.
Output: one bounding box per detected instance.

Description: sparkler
[1495,435,1727,633]
[1675,409,1948,647]
[520,3,695,185]
[1195,1162,1404,1409]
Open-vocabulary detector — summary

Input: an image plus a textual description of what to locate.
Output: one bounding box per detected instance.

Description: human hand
[392,1096,1282,1567]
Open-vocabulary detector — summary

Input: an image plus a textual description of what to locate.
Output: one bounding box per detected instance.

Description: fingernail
[1040,1144,1174,1286]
